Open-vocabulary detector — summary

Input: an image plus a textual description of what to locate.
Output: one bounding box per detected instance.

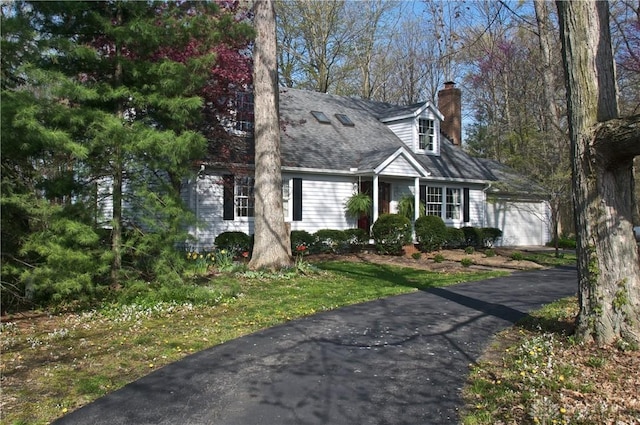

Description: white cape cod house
[185,84,551,250]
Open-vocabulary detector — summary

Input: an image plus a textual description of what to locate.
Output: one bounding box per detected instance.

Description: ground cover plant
[0,261,505,425]
[462,297,640,425]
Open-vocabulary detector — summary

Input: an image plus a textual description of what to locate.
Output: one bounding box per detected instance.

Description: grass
[522,251,577,268]
[461,296,640,425]
[1,260,507,425]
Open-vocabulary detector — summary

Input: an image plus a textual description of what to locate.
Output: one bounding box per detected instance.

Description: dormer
[379,102,444,156]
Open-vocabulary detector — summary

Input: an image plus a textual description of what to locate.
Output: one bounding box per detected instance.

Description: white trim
[282,166,363,176]
[373,174,380,224]
[379,102,444,123]
[424,176,490,185]
[414,178,420,222]
[283,178,292,221]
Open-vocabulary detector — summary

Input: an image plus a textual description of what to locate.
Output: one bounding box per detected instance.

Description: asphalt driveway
[54,266,577,425]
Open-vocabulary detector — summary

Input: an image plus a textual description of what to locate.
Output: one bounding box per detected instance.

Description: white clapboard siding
[289,174,354,234]
[466,186,485,227]
[185,175,254,250]
[186,173,356,247]
[386,119,414,150]
[486,198,551,246]
[379,155,422,177]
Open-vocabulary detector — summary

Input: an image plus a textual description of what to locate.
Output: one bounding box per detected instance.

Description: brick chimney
[437,81,462,146]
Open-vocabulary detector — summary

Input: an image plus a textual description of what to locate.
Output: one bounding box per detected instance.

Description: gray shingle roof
[279,89,408,171]
[206,88,546,196]
[280,89,500,181]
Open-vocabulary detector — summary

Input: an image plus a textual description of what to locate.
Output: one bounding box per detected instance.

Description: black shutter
[223,175,234,220]
[419,185,426,215]
[463,187,470,223]
[293,178,302,221]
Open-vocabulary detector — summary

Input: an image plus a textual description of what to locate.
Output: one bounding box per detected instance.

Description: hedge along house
[185,83,551,250]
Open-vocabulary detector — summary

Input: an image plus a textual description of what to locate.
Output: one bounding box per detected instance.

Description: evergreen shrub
[415,215,447,252]
[444,227,465,249]
[291,230,315,253]
[314,229,350,253]
[371,214,412,255]
[343,228,368,252]
[214,231,252,257]
[481,227,503,247]
[461,226,483,248]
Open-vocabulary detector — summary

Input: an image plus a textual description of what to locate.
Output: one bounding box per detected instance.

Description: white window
[446,188,461,220]
[235,176,254,217]
[282,179,290,219]
[426,187,442,216]
[235,92,254,133]
[419,118,435,151]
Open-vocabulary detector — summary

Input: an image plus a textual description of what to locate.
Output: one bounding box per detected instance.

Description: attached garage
[485,197,551,247]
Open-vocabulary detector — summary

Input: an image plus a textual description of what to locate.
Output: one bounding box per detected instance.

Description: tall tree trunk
[557,0,640,346]
[111,5,124,288]
[249,0,293,270]
[534,0,568,256]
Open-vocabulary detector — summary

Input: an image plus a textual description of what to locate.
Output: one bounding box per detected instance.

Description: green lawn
[1,261,506,425]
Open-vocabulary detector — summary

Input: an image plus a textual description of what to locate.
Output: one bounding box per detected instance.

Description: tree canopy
[1,1,253,309]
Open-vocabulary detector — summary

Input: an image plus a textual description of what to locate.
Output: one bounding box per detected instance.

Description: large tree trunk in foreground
[249,0,293,270]
[557,0,640,346]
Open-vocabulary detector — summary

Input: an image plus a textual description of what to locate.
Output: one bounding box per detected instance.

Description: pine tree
[1,1,254,306]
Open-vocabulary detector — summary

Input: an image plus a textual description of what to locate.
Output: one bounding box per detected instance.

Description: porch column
[373,174,379,225]
[413,177,420,242]
[414,177,420,221]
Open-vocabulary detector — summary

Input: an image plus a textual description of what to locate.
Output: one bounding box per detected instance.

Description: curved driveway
[54,266,577,425]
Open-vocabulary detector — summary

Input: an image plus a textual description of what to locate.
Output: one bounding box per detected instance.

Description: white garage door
[485,199,551,247]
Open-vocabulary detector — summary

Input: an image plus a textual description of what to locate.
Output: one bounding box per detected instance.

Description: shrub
[511,251,525,261]
[415,215,448,252]
[214,231,252,257]
[484,248,496,257]
[546,237,577,249]
[371,214,412,255]
[460,257,474,267]
[314,229,350,253]
[291,230,315,253]
[464,246,475,254]
[443,227,465,249]
[461,226,483,248]
[343,228,368,252]
[481,227,503,247]
[433,253,445,263]
[411,252,422,260]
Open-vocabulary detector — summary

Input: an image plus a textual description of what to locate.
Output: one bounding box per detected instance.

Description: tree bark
[110,5,124,289]
[249,0,293,270]
[534,0,569,252]
[557,0,640,346]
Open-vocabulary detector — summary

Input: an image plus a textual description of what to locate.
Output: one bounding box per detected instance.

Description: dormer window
[234,92,254,133]
[419,118,435,151]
